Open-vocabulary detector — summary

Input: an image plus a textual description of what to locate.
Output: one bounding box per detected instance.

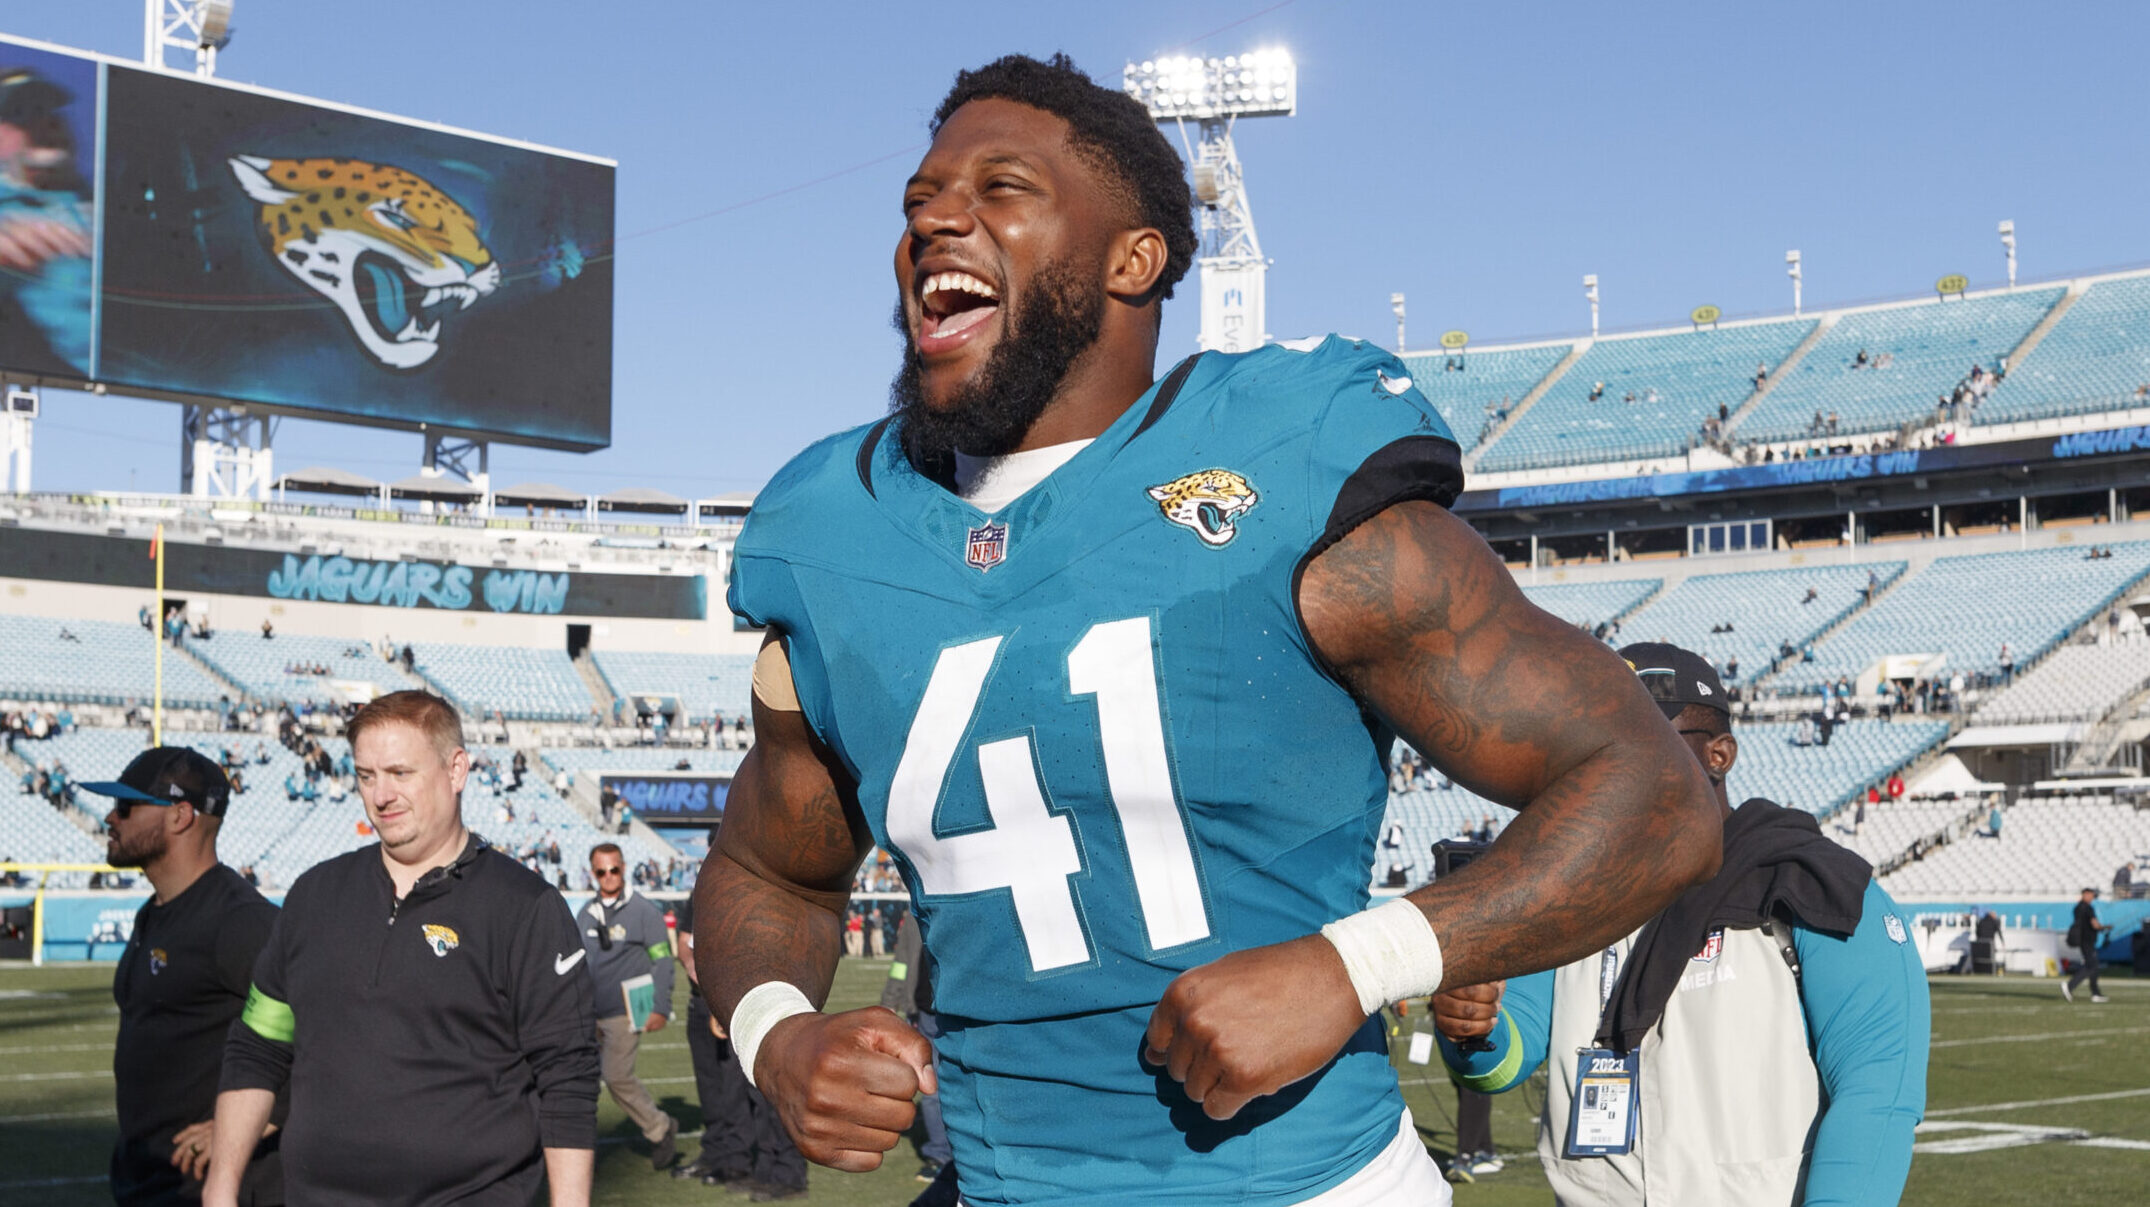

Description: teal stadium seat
[1976,275,2150,425]
[1476,320,1813,472]
[1399,343,1571,447]
[1737,288,2064,442]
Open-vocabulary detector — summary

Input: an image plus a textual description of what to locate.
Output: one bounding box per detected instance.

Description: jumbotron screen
[0,35,615,452]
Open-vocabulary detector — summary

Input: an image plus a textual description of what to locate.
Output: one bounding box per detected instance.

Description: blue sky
[8,2,2146,498]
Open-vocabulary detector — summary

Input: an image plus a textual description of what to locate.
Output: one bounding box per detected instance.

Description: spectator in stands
[1853,796,1868,837]
[1998,643,2015,682]
[1887,773,1905,802]
[1432,642,1927,1207]
[2063,888,2111,1003]
[259,618,273,640]
[1754,362,1769,389]
[2114,862,2135,898]
[1814,708,1834,748]
[1724,655,1740,681]
[1853,348,1869,369]
[510,750,528,792]
[1801,585,1818,605]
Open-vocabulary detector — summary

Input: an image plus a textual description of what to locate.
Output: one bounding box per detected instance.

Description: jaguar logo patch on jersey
[1692,928,1724,964]
[1148,469,1259,548]
[149,947,168,975]
[1885,914,1907,944]
[966,521,1008,573]
[421,924,461,958]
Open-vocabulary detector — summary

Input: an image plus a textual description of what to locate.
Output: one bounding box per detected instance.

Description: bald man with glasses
[579,844,679,1171]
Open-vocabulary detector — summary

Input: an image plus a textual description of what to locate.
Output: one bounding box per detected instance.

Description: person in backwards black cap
[85,748,283,1206]
[1428,642,1930,1207]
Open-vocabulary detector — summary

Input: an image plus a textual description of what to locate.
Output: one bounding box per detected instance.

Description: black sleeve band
[1312,435,1465,563]
[1289,435,1466,696]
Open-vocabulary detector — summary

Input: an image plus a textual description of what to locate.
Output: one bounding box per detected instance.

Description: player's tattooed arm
[1299,499,1722,987]
[693,640,868,1022]
[692,633,934,1172]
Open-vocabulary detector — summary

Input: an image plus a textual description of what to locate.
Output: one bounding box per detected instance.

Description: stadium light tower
[1391,293,1407,353]
[1583,274,1600,338]
[1125,50,1296,353]
[145,0,234,76]
[1998,219,2017,289]
[1787,249,1803,317]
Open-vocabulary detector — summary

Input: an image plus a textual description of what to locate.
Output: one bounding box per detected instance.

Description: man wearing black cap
[2063,887,2110,1003]
[1430,643,1931,1207]
[87,748,282,1206]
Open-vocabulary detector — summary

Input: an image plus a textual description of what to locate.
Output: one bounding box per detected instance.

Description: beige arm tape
[751,639,802,712]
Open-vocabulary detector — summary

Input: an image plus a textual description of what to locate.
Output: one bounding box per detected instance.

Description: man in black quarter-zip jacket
[207,691,599,1207]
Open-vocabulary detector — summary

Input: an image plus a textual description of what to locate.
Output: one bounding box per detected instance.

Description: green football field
[3,960,2144,1206]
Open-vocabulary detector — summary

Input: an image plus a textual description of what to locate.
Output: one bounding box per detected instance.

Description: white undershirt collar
[953,438,1093,514]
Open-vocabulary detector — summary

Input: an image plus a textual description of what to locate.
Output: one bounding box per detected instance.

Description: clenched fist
[1142,934,1369,1121]
[1430,980,1506,1044]
[754,1006,936,1172]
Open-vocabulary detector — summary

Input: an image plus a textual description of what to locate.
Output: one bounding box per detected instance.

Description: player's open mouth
[917,270,1000,356]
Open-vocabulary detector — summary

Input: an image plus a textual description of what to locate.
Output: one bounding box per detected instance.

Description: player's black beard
[890,258,1105,481]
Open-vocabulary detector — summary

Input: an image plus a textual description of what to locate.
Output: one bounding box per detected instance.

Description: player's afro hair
[932,53,1198,303]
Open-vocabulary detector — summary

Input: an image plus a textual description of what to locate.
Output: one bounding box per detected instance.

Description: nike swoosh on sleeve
[555,950,586,975]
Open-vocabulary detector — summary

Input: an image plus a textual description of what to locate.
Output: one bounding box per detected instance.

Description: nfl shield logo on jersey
[1692,928,1724,963]
[965,521,1008,573]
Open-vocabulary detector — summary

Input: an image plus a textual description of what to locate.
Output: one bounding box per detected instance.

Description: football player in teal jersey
[693,54,1723,1207]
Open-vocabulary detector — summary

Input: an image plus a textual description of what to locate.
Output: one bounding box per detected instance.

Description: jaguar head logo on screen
[228,154,500,370]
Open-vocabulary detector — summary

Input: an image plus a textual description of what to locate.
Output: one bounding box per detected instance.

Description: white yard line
[0,1069,109,1082]
[1930,1025,2147,1049]
[1927,1086,2150,1116]
[0,1107,114,1124]
[0,1041,125,1056]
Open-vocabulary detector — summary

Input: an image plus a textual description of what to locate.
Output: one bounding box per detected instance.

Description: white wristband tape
[730,981,816,1090]
[1319,898,1446,1016]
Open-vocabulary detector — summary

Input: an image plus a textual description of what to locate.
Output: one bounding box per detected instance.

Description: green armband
[888,961,909,981]
[241,984,295,1044]
[1448,1011,1525,1093]
[646,941,671,961]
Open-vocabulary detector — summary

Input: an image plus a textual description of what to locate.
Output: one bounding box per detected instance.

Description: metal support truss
[145,0,233,77]
[1184,118,1268,353]
[3,385,35,494]
[182,406,275,500]
[423,433,491,514]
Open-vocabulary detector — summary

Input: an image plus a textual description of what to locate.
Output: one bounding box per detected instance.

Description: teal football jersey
[730,335,1461,1206]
